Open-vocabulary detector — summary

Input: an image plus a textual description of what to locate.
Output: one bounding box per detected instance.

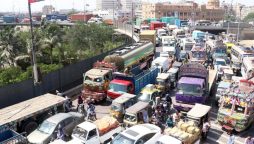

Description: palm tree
[41,36,61,64]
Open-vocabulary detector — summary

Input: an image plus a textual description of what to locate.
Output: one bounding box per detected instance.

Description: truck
[139,30,156,46]
[0,93,66,135]
[217,79,254,132]
[0,124,27,144]
[82,41,155,102]
[150,21,165,30]
[107,68,159,99]
[173,63,216,112]
[70,116,122,143]
[192,30,205,41]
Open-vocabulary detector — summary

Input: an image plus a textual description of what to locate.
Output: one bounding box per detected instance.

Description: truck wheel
[21,120,38,134]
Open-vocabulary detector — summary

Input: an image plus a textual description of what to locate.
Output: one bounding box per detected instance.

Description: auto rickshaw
[156,73,171,94]
[167,67,179,88]
[123,101,152,127]
[110,93,137,122]
[221,69,234,82]
[164,104,211,144]
[138,84,161,107]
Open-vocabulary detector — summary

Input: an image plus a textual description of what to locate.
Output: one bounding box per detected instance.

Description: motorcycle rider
[87,101,97,120]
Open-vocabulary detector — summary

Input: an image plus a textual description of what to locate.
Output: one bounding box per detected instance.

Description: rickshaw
[167,67,179,88]
[164,104,211,144]
[186,104,211,127]
[110,93,137,122]
[123,101,152,127]
[156,73,171,94]
[221,69,234,82]
[172,61,183,69]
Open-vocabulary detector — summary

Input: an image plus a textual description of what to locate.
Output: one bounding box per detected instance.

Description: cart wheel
[21,120,38,134]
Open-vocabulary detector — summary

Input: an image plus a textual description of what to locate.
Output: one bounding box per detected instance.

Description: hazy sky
[0,0,253,12]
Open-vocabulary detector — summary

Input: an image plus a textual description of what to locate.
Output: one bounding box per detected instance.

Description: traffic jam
[1,21,254,144]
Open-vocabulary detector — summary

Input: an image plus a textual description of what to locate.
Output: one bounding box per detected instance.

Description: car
[156,135,182,144]
[27,112,84,144]
[111,124,161,144]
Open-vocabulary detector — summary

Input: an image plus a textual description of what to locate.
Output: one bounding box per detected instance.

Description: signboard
[179,63,208,78]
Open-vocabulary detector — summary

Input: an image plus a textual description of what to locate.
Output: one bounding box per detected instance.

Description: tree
[244,12,254,22]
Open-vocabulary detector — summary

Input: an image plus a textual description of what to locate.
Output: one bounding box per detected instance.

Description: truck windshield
[138,93,151,102]
[72,127,87,141]
[110,83,127,92]
[112,133,135,144]
[185,44,193,51]
[178,83,202,95]
[111,103,122,111]
[192,51,205,58]
[124,114,136,122]
[38,120,56,134]
[215,49,226,54]
[85,75,103,82]
[216,60,226,66]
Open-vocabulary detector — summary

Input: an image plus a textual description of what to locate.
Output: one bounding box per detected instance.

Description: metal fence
[0,43,130,109]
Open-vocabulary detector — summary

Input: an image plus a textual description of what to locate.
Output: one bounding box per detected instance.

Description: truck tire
[21,120,38,134]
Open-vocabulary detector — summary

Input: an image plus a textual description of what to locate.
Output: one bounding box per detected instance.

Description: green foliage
[0,67,25,86]
[0,64,63,86]
[244,12,254,22]
[0,22,126,86]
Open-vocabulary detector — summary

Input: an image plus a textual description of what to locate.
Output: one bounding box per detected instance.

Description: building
[142,0,225,21]
[96,0,121,10]
[134,0,142,19]
[42,5,55,15]
[121,0,132,10]
[233,3,254,20]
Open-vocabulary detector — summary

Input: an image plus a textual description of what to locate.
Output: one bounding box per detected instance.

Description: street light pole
[28,1,39,84]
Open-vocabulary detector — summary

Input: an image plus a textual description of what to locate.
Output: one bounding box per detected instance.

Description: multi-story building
[134,0,142,19]
[233,3,254,20]
[42,5,55,15]
[96,0,121,10]
[142,0,225,21]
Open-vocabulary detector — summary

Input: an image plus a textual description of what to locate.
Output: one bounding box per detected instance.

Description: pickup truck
[70,116,122,143]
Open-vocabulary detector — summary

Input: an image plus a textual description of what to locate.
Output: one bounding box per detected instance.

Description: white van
[152,57,170,73]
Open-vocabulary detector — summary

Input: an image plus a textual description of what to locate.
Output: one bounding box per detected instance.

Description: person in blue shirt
[227,132,235,144]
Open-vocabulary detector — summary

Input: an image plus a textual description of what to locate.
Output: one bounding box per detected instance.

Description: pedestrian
[56,90,63,97]
[227,132,235,144]
[77,95,83,111]
[173,111,180,125]
[57,124,65,140]
[166,115,174,128]
[202,119,210,139]
[244,136,254,144]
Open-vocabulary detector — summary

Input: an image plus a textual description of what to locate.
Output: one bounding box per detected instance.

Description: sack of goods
[94,116,119,135]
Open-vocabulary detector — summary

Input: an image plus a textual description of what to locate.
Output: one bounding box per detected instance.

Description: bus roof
[232,45,254,55]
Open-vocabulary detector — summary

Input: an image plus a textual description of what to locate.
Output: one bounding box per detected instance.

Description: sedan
[27,112,84,144]
[111,124,161,144]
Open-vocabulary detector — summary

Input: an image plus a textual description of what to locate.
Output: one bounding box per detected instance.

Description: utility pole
[113,0,115,26]
[84,0,86,22]
[28,1,39,84]
[131,1,134,43]
[237,5,243,42]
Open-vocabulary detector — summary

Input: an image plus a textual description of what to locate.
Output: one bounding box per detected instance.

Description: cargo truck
[139,30,156,46]
[0,94,66,135]
[173,63,216,112]
[82,41,155,102]
[107,68,159,100]
[150,21,165,30]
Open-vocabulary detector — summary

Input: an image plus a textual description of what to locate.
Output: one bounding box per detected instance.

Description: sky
[0,0,253,12]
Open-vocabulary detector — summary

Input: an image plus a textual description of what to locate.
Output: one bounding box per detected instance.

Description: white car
[111,124,161,144]
[156,135,182,144]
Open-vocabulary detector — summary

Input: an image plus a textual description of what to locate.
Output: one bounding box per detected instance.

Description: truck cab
[83,67,113,102]
[71,117,122,143]
[173,63,208,112]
